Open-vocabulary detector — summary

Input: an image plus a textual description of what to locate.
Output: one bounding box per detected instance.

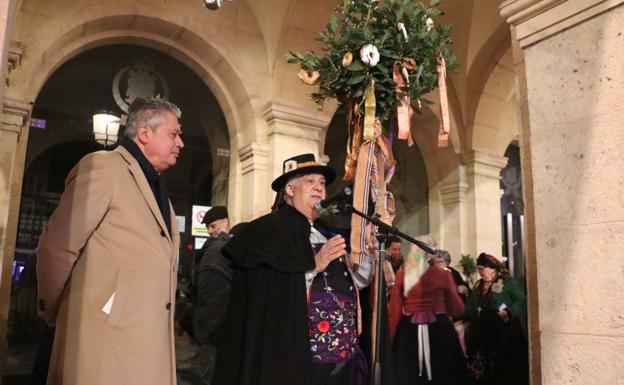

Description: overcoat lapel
[116,147,174,248]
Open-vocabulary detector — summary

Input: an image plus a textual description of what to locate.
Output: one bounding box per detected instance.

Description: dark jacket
[193,232,232,345]
[461,277,528,384]
[212,204,315,385]
[461,276,526,321]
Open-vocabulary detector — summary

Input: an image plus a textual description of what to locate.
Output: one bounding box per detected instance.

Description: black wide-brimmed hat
[201,206,228,225]
[271,153,336,192]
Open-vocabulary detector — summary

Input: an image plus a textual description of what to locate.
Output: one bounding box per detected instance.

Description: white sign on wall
[176,215,186,233]
[195,237,208,250]
[192,205,211,237]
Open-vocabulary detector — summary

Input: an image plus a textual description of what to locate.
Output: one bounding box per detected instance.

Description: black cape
[212,205,316,385]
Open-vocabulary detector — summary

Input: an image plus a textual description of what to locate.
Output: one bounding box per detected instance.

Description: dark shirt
[194,232,233,345]
[387,255,404,273]
[120,138,171,234]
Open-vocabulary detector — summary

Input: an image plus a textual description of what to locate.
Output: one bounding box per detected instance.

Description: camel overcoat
[36,146,180,385]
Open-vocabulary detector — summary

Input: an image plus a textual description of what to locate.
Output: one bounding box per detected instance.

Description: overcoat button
[166,302,171,310]
[160,230,166,237]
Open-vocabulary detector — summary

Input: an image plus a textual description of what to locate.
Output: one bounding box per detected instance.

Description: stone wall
[525,7,624,384]
[502,0,624,383]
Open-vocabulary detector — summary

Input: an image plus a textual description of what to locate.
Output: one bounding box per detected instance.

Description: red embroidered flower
[317,321,330,333]
[339,351,347,358]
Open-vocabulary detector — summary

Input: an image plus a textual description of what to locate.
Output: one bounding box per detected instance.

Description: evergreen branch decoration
[459,254,477,287]
[286,0,458,123]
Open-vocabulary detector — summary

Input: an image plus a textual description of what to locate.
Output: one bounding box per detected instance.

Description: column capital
[7,42,25,73]
[238,142,269,175]
[1,97,31,137]
[262,100,331,141]
[500,0,623,48]
[440,182,470,204]
[459,148,507,171]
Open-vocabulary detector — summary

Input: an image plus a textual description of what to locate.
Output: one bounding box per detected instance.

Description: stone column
[500,1,624,384]
[438,178,470,259]
[461,149,508,258]
[0,98,31,376]
[262,100,331,202]
[238,142,270,220]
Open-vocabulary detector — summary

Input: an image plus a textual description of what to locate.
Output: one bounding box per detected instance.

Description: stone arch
[406,104,460,189]
[272,0,338,103]
[8,3,266,215]
[16,16,256,142]
[469,41,519,156]
[409,105,461,244]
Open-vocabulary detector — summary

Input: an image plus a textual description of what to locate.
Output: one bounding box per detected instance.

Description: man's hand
[314,235,346,272]
[457,285,468,295]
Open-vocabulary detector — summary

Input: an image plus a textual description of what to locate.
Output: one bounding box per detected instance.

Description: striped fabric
[349,122,396,267]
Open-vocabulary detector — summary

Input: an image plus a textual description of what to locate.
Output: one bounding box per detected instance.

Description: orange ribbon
[393,62,414,146]
[437,57,450,147]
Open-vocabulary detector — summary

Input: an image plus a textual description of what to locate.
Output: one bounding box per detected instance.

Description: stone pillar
[439,177,470,259]
[238,142,270,220]
[500,1,624,384]
[461,149,508,258]
[263,100,331,201]
[0,98,31,376]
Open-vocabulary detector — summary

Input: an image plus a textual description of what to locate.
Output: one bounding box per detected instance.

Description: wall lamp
[92,112,121,148]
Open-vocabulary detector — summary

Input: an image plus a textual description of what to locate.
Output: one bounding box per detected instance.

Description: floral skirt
[309,290,358,363]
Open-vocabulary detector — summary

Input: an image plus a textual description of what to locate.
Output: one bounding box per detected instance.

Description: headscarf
[403,234,437,296]
[476,252,501,270]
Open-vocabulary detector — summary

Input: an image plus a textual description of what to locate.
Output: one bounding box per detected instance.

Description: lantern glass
[92,113,120,147]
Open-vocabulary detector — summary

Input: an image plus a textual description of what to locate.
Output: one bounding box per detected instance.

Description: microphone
[314,184,353,213]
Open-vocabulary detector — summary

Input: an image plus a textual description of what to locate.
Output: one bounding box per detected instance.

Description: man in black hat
[193,205,232,384]
[212,153,376,385]
[202,206,230,238]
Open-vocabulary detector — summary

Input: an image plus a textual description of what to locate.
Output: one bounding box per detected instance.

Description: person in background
[386,235,404,273]
[460,253,528,385]
[36,97,183,385]
[202,206,230,238]
[382,235,403,296]
[178,207,229,348]
[193,206,245,385]
[432,249,470,355]
[389,246,468,385]
[433,250,469,302]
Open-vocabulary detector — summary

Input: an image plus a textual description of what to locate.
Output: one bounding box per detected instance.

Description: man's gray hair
[436,249,452,264]
[124,97,182,139]
[271,174,304,211]
[283,174,303,205]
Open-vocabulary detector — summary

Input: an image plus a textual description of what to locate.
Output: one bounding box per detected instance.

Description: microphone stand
[345,204,436,255]
[345,204,436,385]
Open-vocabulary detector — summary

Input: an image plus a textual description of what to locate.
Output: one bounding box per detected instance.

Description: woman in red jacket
[389,251,469,385]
